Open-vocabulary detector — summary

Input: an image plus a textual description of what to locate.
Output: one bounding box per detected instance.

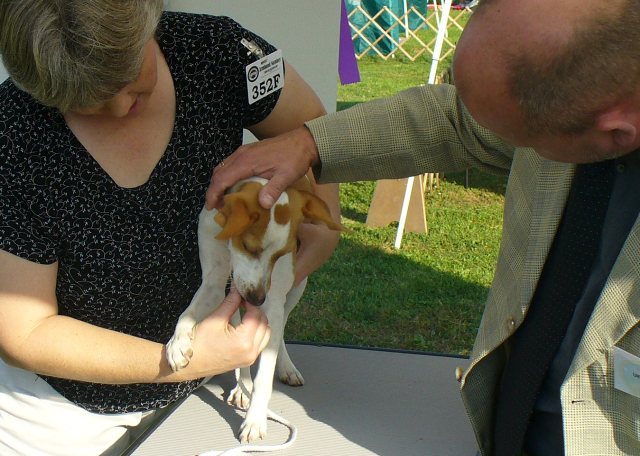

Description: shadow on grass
[337,169,508,227]
[341,205,368,224]
[441,168,508,196]
[289,235,488,356]
[336,100,361,111]
[339,181,374,224]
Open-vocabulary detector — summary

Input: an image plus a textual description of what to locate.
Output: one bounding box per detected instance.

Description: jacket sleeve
[305,83,515,184]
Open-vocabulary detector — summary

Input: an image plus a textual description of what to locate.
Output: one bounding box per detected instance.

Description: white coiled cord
[198,380,297,456]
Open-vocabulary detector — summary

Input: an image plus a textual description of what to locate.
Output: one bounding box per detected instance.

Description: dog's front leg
[166,207,230,372]
[227,365,253,410]
[227,309,253,410]
[237,303,284,443]
[230,281,307,410]
[237,254,293,443]
[276,277,307,386]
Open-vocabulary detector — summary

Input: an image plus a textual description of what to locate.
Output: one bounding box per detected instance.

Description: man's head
[453,0,640,162]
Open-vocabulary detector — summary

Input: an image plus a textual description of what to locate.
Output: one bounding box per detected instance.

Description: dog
[166,176,341,443]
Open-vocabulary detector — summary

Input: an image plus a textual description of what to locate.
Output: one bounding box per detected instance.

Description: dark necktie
[493,159,615,456]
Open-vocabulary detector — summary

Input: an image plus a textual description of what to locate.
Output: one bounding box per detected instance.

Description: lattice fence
[349,4,472,62]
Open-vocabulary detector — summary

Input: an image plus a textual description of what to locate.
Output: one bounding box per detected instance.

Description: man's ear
[596,106,640,155]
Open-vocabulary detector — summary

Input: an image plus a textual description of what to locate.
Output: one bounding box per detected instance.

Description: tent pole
[428,0,452,84]
[403,0,409,39]
[394,0,453,249]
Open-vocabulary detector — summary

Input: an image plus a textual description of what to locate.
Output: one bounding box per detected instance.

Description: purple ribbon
[338,0,361,85]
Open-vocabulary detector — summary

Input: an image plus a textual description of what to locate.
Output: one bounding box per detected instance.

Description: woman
[0,1,340,454]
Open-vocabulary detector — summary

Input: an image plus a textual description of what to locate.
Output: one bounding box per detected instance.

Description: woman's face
[70,39,159,118]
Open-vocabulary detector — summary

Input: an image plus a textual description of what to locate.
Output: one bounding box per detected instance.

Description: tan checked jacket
[306,84,640,455]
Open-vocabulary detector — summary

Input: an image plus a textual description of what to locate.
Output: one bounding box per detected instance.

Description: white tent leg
[395,0,453,249]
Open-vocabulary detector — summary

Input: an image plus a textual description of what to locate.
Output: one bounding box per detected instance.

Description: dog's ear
[299,191,343,231]
[214,194,255,240]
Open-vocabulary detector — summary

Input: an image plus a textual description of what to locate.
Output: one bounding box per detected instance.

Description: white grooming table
[125,343,477,456]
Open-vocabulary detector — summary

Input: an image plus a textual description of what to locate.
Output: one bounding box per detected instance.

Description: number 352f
[251,74,282,101]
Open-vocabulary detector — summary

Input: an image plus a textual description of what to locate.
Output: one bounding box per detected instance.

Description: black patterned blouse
[0,12,282,414]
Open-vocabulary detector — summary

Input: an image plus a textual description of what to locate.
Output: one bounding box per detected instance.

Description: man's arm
[207,83,515,211]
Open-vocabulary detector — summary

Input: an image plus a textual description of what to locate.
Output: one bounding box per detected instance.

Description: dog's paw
[165,330,194,372]
[277,361,305,387]
[238,416,268,443]
[227,384,251,410]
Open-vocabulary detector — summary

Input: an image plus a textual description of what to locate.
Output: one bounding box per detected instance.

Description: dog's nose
[244,290,266,306]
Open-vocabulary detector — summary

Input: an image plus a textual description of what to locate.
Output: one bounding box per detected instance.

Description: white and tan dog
[166,177,341,443]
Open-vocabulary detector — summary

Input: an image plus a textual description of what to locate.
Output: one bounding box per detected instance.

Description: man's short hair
[507,1,640,135]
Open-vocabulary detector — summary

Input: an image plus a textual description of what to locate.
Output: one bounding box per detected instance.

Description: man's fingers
[258,175,289,209]
[206,149,255,209]
[207,165,238,210]
[207,127,319,210]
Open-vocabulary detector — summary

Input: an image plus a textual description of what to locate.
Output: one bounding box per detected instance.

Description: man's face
[452,0,621,163]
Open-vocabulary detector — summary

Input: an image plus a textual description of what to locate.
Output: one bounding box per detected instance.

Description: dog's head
[213,177,342,305]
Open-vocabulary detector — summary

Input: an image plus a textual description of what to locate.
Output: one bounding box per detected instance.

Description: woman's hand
[294,222,340,286]
[186,289,271,375]
[292,170,341,285]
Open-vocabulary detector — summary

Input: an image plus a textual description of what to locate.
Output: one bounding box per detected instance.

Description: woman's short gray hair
[0,0,163,112]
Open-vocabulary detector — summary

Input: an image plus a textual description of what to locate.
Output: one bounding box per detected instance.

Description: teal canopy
[346,0,430,56]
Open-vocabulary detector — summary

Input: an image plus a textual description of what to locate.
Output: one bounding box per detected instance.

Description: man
[207,0,640,454]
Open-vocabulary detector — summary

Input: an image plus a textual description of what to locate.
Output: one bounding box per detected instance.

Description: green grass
[337,58,431,111]
[288,168,506,356]
[286,12,506,356]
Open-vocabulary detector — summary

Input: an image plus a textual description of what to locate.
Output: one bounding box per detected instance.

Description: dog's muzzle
[243,289,266,306]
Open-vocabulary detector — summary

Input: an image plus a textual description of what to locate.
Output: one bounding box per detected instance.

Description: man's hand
[206,126,320,210]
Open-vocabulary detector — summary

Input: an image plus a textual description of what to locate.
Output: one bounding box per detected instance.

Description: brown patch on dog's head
[273,204,291,226]
[214,181,269,242]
